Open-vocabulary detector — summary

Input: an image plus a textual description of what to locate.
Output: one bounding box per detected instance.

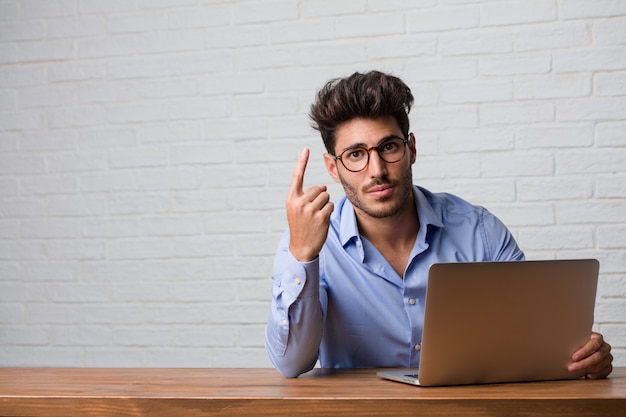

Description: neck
[356,196,419,250]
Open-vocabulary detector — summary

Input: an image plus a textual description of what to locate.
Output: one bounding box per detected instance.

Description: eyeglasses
[331,136,408,173]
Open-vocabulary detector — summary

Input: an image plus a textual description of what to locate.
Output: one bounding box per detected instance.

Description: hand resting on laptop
[569,332,613,379]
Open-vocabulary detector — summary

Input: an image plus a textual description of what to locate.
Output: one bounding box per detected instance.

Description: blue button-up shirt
[265,186,525,377]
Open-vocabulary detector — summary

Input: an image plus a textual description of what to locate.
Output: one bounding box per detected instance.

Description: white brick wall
[0,0,625,368]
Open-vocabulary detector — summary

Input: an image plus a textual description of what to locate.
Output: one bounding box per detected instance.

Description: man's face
[323,116,416,219]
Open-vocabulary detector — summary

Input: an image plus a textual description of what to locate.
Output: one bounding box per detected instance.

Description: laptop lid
[379,259,599,387]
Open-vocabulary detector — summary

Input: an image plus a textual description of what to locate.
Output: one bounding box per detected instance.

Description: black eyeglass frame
[331,136,409,173]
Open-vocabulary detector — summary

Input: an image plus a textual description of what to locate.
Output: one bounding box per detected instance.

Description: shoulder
[420,187,524,260]
[417,186,485,217]
[416,186,513,238]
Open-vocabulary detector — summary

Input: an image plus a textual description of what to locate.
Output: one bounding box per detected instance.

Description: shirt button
[281,319,288,326]
[414,344,421,351]
[294,277,302,285]
[408,298,416,305]
[356,240,362,247]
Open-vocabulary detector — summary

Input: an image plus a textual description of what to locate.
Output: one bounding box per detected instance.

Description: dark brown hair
[309,71,414,154]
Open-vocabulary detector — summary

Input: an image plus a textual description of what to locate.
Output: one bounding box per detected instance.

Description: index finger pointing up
[289,148,310,197]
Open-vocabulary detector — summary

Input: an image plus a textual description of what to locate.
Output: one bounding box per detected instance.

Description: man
[265,71,613,379]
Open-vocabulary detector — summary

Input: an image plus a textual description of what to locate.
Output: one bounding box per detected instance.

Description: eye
[345,148,367,161]
[380,140,400,154]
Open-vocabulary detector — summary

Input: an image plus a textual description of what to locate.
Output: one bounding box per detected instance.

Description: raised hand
[286,148,334,262]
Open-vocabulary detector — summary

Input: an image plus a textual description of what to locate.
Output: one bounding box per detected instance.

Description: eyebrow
[339,134,404,154]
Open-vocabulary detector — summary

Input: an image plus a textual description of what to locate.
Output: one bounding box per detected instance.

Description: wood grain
[1,367,624,416]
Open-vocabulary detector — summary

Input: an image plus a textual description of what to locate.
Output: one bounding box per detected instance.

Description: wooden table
[1,367,625,416]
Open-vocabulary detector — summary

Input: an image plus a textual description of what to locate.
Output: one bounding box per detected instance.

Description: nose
[367,148,387,177]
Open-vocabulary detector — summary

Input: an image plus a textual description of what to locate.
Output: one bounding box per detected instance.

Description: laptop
[377,259,599,387]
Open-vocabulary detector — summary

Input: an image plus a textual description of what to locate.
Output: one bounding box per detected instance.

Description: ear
[323,153,341,183]
[408,133,417,164]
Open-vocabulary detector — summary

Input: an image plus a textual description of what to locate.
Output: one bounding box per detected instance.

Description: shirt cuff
[280,251,320,304]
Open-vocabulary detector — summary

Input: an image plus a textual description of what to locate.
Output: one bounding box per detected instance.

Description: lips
[366,183,394,198]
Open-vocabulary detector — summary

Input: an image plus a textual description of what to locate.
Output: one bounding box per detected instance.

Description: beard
[338,166,414,219]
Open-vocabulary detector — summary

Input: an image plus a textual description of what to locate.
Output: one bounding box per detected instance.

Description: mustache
[363,178,395,192]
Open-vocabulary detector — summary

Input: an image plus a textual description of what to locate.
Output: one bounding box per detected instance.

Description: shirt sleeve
[264,231,325,377]
[480,207,526,261]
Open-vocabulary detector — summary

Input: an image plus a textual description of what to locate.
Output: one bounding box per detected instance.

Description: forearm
[265,292,323,377]
[265,251,324,377]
